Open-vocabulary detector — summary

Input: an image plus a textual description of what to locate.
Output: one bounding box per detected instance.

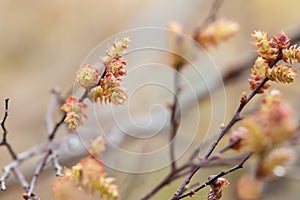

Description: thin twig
[0,98,18,160]
[203,0,224,24]
[169,139,242,199]
[169,0,225,189]
[177,152,253,199]
[204,50,282,160]
[169,65,183,171]
[51,150,64,177]
[141,136,242,200]
[193,0,224,40]
[142,1,227,199]
[23,69,97,198]
[25,148,52,199]
[45,87,62,135]
[141,164,191,200]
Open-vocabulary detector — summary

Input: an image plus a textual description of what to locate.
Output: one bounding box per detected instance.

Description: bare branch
[177,152,253,199]
[45,87,62,135]
[169,66,183,171]
[0,98,18,160]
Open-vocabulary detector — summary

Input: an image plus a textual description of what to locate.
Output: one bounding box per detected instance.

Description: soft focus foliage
[259,147,296,178]
[52,136,119,200]
[229,127,248,151]
[166,21,191,69]
[89,136,106,157]
[233,89,298,199]
[166,18,239,69]
[243,89,297,152]
[195,19,239,49]
[237,176,263,200]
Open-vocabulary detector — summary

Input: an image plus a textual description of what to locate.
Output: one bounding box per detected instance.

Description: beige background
[1,0,300,199]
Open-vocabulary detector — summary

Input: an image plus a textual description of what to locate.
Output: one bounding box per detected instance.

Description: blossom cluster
[166,18,239,68]
[60,96,88,131]
[230,90,297,199]
[61,38,130,130]
[52,136,119,200]
[195,18,239,49]
[249,31,298,93]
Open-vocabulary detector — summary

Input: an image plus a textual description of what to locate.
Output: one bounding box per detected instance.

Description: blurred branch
[169,64,183,171]
[193,0,224,40]
[45,87,63,135]
[24,84,91,199]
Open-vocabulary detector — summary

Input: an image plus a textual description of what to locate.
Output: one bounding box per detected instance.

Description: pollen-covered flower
[196,18,239,49]
[61,96,88,131]
[248,57,270,93]
[282,44,300,64]
[103,37,130,64]
[272,31,290,49]
[266,64,297,83]
[106,58,127,78]
[75,64,100,89]
[88,73,127,105]
[110,87,128,105]
[252,30,278,62]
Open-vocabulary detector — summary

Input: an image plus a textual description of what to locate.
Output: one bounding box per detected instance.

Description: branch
[25,147,52,199]
[169,65,183,171]
[0,98,18,160]
[170,51,282,200]
[141,163,191,200]
[193,0,224,40]
[177,152,253,199]
[170,48,283,200]
[141,136,242,200]
[204,50,282,160]
[23,87,89,199]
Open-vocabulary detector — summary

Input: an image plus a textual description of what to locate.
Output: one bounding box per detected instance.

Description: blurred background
[1,0,300,199]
